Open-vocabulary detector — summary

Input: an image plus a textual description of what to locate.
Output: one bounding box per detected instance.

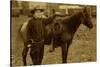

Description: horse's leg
[49,35,57,52]
[49,38,55,52]
[22,42,29,66]
[61,43,67,63]
[61,43,70,63]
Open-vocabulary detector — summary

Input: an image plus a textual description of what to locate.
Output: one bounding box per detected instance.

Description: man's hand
[27,39,34,44]
[26,39,34,48]
[27,44,31,48]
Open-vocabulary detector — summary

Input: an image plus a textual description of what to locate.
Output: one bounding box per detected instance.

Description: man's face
[33,10,44,18]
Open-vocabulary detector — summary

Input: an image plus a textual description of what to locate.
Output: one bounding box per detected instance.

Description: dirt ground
[11,16,96,66]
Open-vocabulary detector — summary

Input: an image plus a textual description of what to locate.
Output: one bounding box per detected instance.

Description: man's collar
[32,16,42,19]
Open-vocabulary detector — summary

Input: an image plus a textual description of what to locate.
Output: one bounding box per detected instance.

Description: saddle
[52,18,63,34]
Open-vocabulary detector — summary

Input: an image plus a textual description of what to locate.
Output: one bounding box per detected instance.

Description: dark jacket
[27,15,56,42]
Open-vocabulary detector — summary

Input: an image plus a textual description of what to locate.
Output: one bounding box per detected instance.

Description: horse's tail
[18,23,23,34]
[18,23,24,41]
[19,21,28,41]
[13,23,24,47]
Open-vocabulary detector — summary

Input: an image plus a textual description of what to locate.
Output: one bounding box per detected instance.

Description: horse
[48,7,93,63]
[19,15,58,65]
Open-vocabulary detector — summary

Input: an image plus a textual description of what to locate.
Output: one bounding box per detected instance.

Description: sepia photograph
[11,0,96,66]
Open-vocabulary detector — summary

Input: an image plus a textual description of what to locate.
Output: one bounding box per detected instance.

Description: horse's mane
[54,11,83,25]
[68,11,82,20]
[62,11,83,24]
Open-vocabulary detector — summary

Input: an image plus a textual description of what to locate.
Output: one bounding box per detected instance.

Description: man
[27,8,45,43]
[22,8,57,65]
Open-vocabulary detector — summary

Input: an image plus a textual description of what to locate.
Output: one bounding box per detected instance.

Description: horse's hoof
[30,64,33,66]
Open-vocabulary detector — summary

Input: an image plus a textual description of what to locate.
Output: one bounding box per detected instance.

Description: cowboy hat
[31,8,44,14]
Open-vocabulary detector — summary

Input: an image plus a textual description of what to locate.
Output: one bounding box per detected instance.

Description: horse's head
[82,7,93,29]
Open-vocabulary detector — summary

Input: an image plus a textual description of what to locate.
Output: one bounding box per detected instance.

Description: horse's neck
[64,12,83,34]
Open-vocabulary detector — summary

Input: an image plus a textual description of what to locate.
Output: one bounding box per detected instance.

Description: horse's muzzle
[89,24,93,29]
